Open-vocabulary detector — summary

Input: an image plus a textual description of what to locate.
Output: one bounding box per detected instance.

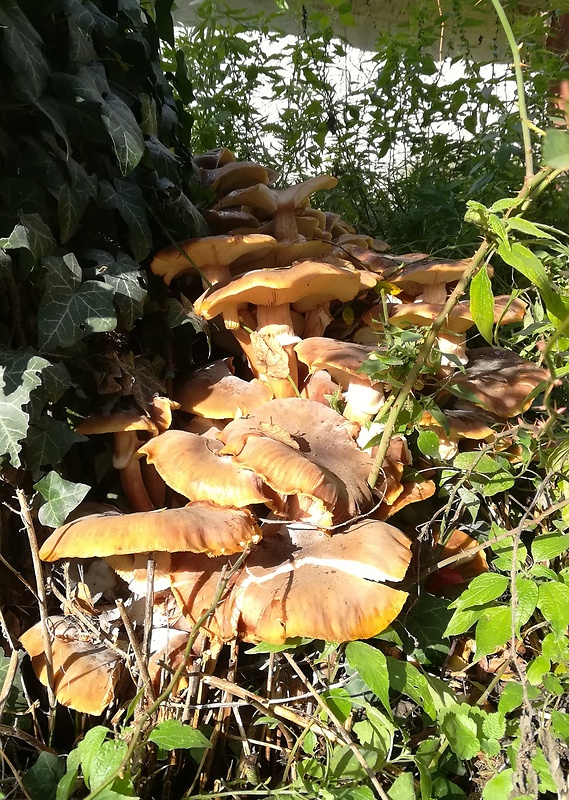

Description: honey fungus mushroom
[170,518,412,644]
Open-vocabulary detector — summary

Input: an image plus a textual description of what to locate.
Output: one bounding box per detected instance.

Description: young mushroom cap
[39,502,263,561]
[20,617,124,715]
[193,147,236,169]
[175,358,273,419]
[201,161,278,195]
[447,347,548,417]
[150,233,277,287]
[139,430,281,511]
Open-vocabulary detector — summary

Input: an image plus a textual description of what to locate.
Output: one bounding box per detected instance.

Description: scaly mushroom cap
[150,233,277,286]
[217,398,373,525]
[448,348,547,417]
[139,430,280,511]
[39,503,263,561]
[20,617,124,715]
[175,358,273,418]
[232,521,411,642]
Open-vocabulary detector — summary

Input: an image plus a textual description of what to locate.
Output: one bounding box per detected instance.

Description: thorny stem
[84,548,252,800]
[15,489,57,735]
[368,163,559,491]
[488,0,534,181]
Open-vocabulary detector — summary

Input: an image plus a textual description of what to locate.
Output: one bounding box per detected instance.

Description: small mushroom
[20,617,124,715]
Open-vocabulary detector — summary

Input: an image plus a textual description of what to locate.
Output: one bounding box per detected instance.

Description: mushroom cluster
[20,148,547,714]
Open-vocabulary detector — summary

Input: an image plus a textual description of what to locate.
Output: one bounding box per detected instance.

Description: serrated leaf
[474,606,511,660]
[26,417,87,479]
[538,581,569,634]
[482,711,506,740]
[438,705,480,760]
[148,720,212,751]
[34,471,90,528]
[1,214,56,260]
[88,740,127,790]
[449,573,508,612]
[469,264,494,343]
[345,641,391,717]
[542,128,569,170]
[98,180,152,261]
[38,254,116,349]
[101,94,145,176]
[444,607,485,638]
[22,752,65,800]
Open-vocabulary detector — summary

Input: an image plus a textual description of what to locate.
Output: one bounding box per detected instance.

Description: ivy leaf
[58,184,91,243]
[345,641,391,717]
[22,751,65,800]
[98,180,152,262]
[469,264,494,343]
[101,94,145,176]
[26,418,87,480]
[85,250,147,329]
[38,254,117,349]
[34,471,90,528]
[1,214,56,260]
[0,351,50,467]
[0,1,49,101]
[148,720,212,751]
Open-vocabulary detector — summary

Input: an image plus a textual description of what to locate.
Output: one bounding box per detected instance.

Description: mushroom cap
[230,240,333,273]
[204,209,261,235]
[201,161,278,194]
[75,410,158,437]
[193,260,362,321]
[218,174,338,215]
[150,234,277,286]
[193,147,236,169]
[233,521,411,642]
[39,502,263,561]
[217,398,373,524]
[149,396,181,432]
[294,337,376,385]
[377,478,437,519]
[390,258,474,293]
[448,347,547,417]
[139,430,279,510]
[175,358,273,418]
[105,551,173,594]
[20,617,124,715]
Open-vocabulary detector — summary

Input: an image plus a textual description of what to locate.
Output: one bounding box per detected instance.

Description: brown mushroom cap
[201,161,278,195]
[204,209,261,235]
[175,358,273,419]
[448,347,547,417]
[232,520,411,642]
[230,240,333,273]
[150,233,277,287]
[139,430,280,511]
[217,398,373,525]
[20,617,124,715]
[75,410,159,470]
[39,502,263,561]
[194,147,236,169]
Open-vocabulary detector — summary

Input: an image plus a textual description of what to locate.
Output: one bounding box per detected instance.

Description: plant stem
[488,0,534,181]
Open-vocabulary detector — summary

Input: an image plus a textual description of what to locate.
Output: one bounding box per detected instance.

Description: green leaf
[98,180,152,262]
[388,772,416,800]
[1,214,56,260]
[532,531,569,561]
[38,254,117,349]
[551,710,569,742]
[345,641,391,717]
[469,264,494,343]
[482,711,506,740]
[101,94,145,176]
[0,351,50,467]
[22,752,65,800]
[498,681,524,713]
[26,418,87,479]
[85,251,147,330]
[438,704,480,760]
[497,241,569,323]
[538,581,569,633]
[385,657,437,720]
[58,183,90,243]
[55,749,81,800]
[322,687,353,723]
[474,606,511,660]
[88,740,127,791]
[542,128,569,170]
[481,768,513,800]
[513,576,538,631]
[417,429,440,458]
[404,594,452,666]
[148,720,212,751]
[449,573,509,612]
[34,471,90,528]
[526,654,550,686]
[245,637,311,654]
[506,217,556,240]
[453,452,503,474]
[0,2,49,101]
[444,607,485,638]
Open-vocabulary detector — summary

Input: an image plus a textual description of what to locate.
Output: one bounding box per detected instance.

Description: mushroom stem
[113,431,140,470]
[141,461,167,508]
[120,460,155,512]
[343,378,384,425]
[272,206,300,242]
